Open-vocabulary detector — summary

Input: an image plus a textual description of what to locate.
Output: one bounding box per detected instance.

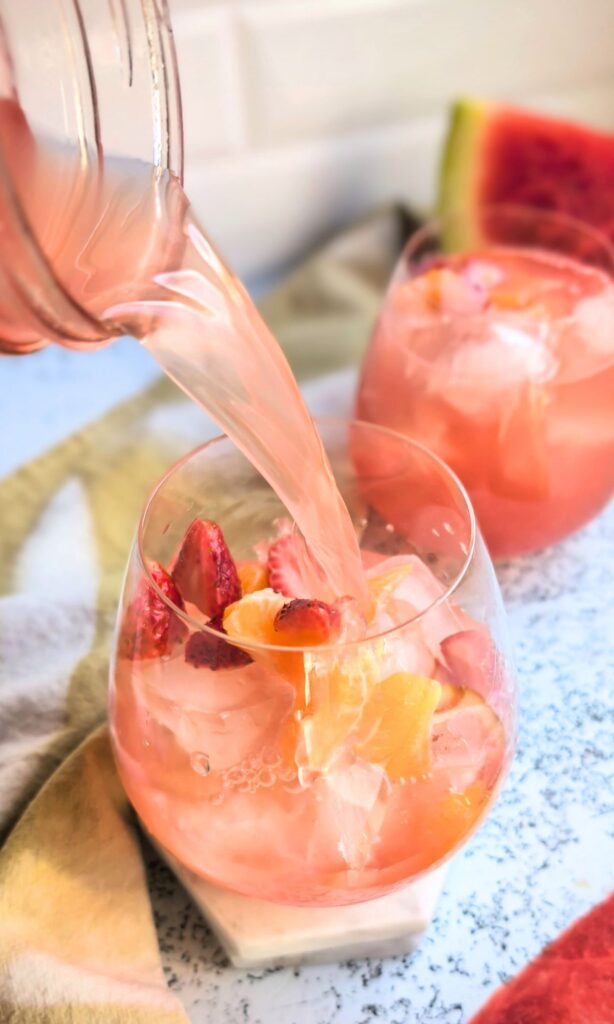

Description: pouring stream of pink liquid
[0,99,366,602]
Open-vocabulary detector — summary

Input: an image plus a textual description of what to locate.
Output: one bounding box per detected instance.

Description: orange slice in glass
[301,664,441,781]
[432,687,506,791]
[223,588,284,646]
[356,672,442,781]
[431,779,489,855]
[301,657,375,771]
[237,559,269,595]
[223,589,312,692]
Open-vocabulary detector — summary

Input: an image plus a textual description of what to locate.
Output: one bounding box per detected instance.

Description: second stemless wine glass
[357,206,614,558]
[109,419,516,907]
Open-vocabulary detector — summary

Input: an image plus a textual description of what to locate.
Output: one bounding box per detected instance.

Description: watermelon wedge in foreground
[357,101,614,558]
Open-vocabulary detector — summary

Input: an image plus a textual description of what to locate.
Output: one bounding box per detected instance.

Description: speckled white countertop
[1,348,613,1023]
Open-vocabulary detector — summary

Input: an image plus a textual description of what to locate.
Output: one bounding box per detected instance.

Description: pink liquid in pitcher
[1,99,511,903]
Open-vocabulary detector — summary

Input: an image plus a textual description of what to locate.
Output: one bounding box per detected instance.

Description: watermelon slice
[468,891,614,1023]
[439,98,614,259]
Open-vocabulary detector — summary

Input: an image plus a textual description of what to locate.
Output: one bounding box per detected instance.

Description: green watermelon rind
[438,98,490,251]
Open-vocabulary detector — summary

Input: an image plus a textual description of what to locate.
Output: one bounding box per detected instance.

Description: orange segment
[436,682,465,712]
[223,588,284,645]
[366,561,414,627]
[301,664,441,781]
[434,780,488,853]
[276,712,301,772]
[301,656,377,771]
[490,286,528,310]
[237,559,269,595]
[420,268,448,310]
[416,267,488,315]
[223,588,306,689]
[368,561,414,601]
[356,673,441,781]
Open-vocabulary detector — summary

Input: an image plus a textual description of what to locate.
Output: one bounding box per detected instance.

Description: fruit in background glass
[357,217,614,558]
[236,560,268,595]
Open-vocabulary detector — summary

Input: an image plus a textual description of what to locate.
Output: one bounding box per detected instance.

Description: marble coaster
[153,841,448,967]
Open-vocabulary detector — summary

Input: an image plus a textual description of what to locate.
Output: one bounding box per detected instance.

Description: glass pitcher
[0,0,184,353]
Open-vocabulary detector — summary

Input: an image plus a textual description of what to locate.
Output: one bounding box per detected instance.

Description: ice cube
[557,289,614,383]
[367,555,472,660]
[137,658,294,771]
[443,319,557,418]
[321,760,389,870]
[463,258,505,291]
[440,628,495,702]
[431,690,505,792]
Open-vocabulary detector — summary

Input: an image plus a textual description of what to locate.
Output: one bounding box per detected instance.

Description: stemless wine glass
[109,419,517,907]
[357,206,614,558]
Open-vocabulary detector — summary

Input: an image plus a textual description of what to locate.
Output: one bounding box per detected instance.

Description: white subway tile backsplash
[185,116,444,281]
[241,0,614,145]
[173,7,246,155]
[525,81,614,132]
[171,0,614,280]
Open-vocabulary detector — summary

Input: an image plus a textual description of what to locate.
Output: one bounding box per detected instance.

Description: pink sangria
[357,207,614,558]
[109,421,516,906]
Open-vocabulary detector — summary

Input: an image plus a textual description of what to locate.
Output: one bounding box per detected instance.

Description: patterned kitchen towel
[0,729,188,1023]
[0,205,412,1021]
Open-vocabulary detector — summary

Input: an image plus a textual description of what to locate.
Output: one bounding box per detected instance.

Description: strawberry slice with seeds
[267,534,307,597]
[120,562,187,660]
[267,532,328,599]
[185,615,253,671]
[273,598,341,646]
[172,518,241,617]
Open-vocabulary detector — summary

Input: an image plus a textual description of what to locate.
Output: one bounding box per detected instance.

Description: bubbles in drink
[220,747,297,794]
[190,751,210,776]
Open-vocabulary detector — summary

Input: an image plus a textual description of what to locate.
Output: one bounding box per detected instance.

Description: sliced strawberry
[417,267,489,315]
[273,598,341,646]
[436,680,465,712]
[267,533,308,597]
[172,518,241,617]
[120,562,187,660]
[185,614,253,671]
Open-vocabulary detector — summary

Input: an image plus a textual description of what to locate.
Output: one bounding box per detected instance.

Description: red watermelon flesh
[469,891,614,1024]
[439,100,614,263]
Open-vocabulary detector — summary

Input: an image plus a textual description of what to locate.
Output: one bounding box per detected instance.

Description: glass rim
[136,416,477,654]
[402,201,614,282]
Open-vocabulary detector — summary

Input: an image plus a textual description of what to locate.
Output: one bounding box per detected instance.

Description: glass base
[150,833,448,967]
